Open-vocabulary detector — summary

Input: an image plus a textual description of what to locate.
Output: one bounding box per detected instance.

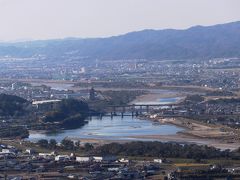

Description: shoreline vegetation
[41,99,89,130]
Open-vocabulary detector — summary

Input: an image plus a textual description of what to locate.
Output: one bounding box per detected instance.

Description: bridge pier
[139,105,143,114]
[135,111,139,116]
[100,113,103,119]
[146,105,149,113]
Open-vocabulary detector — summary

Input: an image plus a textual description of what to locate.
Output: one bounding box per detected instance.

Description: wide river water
[28,115,183,142]
[28,93,184,142]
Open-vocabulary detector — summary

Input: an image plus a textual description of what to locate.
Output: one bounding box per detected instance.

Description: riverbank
[68,116,240,151]
[28,116,240,150]
[130,92,185,105]
[128,88,188,107]
[132,117,240,150]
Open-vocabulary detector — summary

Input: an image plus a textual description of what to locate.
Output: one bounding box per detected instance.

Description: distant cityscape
[0,18,240,180]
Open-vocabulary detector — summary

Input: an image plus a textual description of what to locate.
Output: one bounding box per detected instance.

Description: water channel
[28,95,184,142]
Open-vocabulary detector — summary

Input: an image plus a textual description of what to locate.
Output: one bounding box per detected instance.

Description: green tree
[84,143,94,151]
[49,139,57,149]
[38,139,49,148]
[61,139,74,150]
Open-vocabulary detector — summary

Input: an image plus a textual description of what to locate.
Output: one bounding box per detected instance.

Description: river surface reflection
[28,115,183,142]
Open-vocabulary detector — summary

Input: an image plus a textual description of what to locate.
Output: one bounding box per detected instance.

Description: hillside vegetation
[43,99,89,129]
[1,21,240,60]
[0,94,29,116]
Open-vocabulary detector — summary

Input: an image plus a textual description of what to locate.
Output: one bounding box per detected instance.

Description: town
[0,139,240,179]
[1,1,240,179]
[0,56,240,179]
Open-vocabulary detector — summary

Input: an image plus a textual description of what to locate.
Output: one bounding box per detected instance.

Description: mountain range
[0,21,240,61]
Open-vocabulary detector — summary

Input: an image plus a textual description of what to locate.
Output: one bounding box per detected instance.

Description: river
[27,94,184,142]
[28,115,183,142]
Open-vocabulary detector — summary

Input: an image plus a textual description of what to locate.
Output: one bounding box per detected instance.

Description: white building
[119,158,129,163]
[153,159,163,163]
[2,148,16,154]
[39,152,54,158]
[93,156,103,162]
[32,99,61,111]
[0,152,15,157]
[55,155,70,161]
[26,148,35,155]
[93,156,117,162]
[76,156,93,162]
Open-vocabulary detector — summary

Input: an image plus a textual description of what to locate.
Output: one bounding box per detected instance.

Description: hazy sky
[0,0,240,41]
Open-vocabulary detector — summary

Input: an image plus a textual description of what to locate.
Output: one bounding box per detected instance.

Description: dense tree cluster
[35,139,240,160]
[37,139,76,150]
[37,138,94,151]
[89,90,145,112]
[208,98,240,104]
[37,139,57,149]
[0,94,29,116]
[95,142,231,159]
[0,126,29,138]
[60,114,86,129]
[58,99,89,115]
[184,95,204,104]
[61,139,75,150]
[43,99,89,129]
[102,90,145,106]
[205,91,234,97]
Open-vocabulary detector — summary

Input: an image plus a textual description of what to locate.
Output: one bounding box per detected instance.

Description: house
[38,153,53,158]
[119,170,141,179]
[119,158,129,163]
[153,159,163,163]
[93,156,103,162]
[108,167,119,172]
[26,148,35,155]
[93,156,117,162]
[76,156,93,162]
[0,152,16,158]
[0,144,6,148]
[55,155,70,161]
[2,148,16,154]
[150,114,158,119]
[32,99,61,111]
[39,151,56,158]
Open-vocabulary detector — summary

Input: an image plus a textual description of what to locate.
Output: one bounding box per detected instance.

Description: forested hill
[0,21,240,60]
[0,94,29,116]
